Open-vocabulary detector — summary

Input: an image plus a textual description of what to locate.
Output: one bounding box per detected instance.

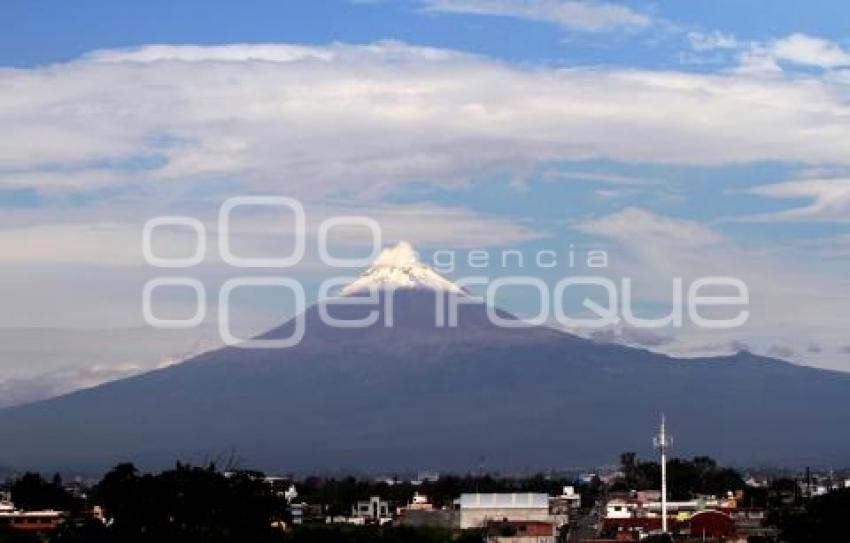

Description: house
[549,486,580,513]
[485,520,557,543]
[407,492,434,511]
[728,507,773,540]
[398,492,459,528]
[604,500,637,519]
[352,496,391,524]
[0,510,63,532]
[602,488,768,541]
[548,486,578,529]
[289,502,325,525]
[689,510,735,539]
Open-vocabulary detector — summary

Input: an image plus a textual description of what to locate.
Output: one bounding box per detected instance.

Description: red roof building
[689,510,735,539]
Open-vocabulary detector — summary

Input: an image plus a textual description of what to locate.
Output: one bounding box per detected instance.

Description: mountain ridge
[1,246,848,472]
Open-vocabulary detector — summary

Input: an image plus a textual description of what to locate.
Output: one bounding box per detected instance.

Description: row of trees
[0,465,603,543]
[7,464,587,542]
[613,452,747,500]
[10,473,83,513]
[17,456,848,542]
[93,463,286,542]
[297,472,596,514]
[772,488,850,542]
[3,463,288,543]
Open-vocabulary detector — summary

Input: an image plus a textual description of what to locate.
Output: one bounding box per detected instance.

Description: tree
[613,453,744,500]
[776,488,850,542]
[10,473,79,512]
[87,463,285,543]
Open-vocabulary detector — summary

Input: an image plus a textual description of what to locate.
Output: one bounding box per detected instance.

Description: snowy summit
[341,242,463,296]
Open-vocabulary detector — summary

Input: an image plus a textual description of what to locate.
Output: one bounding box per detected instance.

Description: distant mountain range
[1,243,849,473]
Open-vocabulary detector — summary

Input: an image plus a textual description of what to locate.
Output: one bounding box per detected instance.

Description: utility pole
[653,414,673,535]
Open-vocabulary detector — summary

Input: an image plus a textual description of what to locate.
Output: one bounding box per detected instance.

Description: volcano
[1,242,849,472]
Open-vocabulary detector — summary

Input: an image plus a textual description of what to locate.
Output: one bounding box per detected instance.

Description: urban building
[352,496,392,524]
[457,493,551,529]
[0,510,63,532]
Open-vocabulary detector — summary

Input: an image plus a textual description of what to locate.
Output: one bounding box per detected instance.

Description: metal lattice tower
[653,414,673,534]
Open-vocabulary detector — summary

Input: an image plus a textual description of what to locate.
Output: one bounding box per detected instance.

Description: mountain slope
[1,246,849,472]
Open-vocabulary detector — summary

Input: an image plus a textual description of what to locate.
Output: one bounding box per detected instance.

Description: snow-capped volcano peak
[341,242,463,296]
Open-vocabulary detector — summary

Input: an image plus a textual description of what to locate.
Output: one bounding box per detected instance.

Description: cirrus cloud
[742,178,850,223]
[421,0,652,32]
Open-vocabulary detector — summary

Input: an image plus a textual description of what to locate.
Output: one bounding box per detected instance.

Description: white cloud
[576,207,723,246]
[0,201,544,268]
[346,202,547,248]
[743,178,850,222]
[0,222,152,266]
[422,0,651,32]
[2,39,850,379]
[0,325,225,407]
[687,31,738,51]
[542,169,662,186]
[737,33,850,73]
[0,364,142,408]
[3,41,850,201]
[573,208,850,371]
[772,33,850,68]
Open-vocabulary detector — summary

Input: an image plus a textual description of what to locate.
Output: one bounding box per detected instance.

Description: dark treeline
[771,488,850,542]
[298,472,598,514]
[611,452,747,501]
[10,473,83,514]
[2,462,289,543]
[3,456,845,543]
[1,463,596,543]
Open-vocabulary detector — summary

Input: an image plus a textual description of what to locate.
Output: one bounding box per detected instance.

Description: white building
[352,496,391,524]
[605,499,638,519]
[550,486,580,511]
[456,493,552,529]
[548,486,578,528]
[407,493,433,511]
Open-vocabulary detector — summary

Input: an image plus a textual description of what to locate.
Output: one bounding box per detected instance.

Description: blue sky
[3,1,850,68]
[1,0,849,401]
